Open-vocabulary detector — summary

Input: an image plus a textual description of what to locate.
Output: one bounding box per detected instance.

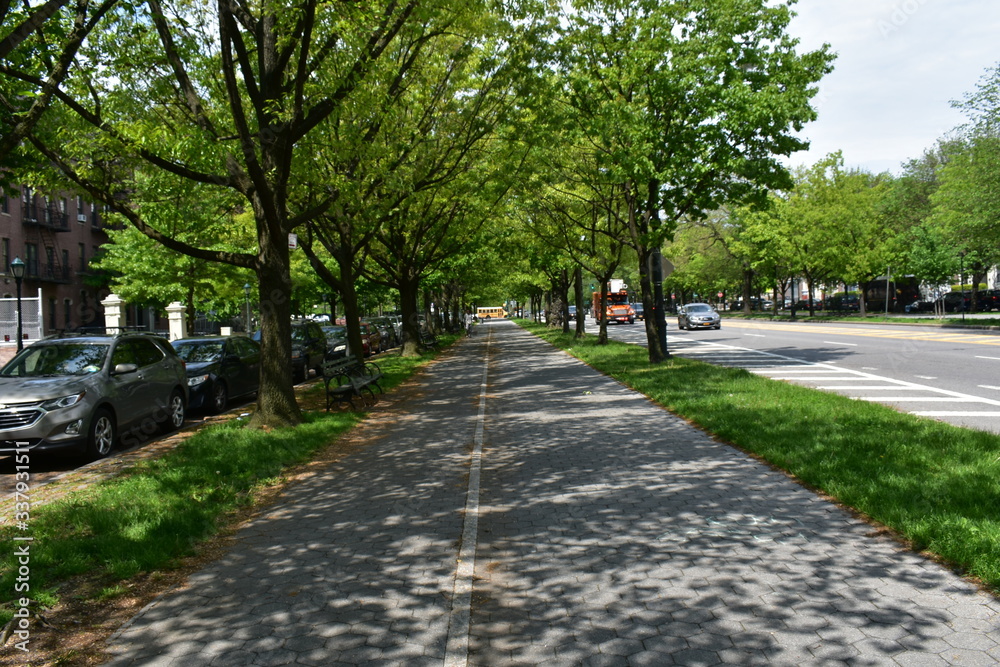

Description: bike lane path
[103,320,1000,666]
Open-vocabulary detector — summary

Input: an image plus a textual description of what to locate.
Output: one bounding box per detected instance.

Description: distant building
[1,184,111,334]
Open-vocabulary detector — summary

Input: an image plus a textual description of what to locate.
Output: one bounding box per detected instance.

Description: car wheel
[160,390,186,434]
[715,325,721,330]
[87,408,117,459]
[211,381,228,414]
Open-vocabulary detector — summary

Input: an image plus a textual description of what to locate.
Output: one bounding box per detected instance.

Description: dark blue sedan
[172,335,261,413]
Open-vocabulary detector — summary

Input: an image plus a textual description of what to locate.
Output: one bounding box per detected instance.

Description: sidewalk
[103,320,1000,666]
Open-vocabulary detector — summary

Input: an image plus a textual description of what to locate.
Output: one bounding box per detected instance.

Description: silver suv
[0,332,188,459]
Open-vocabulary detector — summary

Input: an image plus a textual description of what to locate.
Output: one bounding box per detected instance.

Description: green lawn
[521,320,1000,594]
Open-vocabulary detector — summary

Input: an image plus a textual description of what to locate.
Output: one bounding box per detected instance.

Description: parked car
[731,298,770,311]
[321,325,349,359]
[632,303,645,320]
[904,300,935,313]
[677,303,721,330]
[387,315,403,341]
[252,320,326,383]
[290,321,326,381]
[0,332,188,459]
[827,294,859,312]
[171,335,261,414]
[358,322,382,357]
[942,292,971,313]
[366,317,397,350]
[982,290,1000,311]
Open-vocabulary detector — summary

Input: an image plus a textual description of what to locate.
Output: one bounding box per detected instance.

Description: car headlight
[334,344,346,352]
[40,391,86,410]
[188,374,210,387]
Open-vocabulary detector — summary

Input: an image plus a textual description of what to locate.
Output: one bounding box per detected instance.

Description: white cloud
[783,0,1000,174]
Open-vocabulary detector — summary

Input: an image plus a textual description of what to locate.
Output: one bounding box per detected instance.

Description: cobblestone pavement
[103,320,1000,666]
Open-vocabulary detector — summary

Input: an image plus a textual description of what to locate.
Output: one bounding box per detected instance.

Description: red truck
[593,280,635,324]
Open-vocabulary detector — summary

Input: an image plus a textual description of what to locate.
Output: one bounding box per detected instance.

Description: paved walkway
[103,320,1000,666]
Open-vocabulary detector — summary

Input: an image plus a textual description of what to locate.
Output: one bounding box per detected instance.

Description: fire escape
[22,196,72,283]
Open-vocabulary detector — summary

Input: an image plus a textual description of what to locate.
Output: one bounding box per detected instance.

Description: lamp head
[10,256,25,280]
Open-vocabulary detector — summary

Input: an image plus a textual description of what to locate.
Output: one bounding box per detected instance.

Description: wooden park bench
[322,357,384,411]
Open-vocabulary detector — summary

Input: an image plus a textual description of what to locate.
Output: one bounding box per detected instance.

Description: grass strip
[0,340,453,621]
[521,321,1000,593]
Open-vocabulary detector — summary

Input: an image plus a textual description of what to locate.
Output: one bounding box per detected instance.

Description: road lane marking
[824,340,858,346]
[446,327,491,667]
[912,411,1000,417]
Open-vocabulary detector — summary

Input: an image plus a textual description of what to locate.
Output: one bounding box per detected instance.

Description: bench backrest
[323,357,362,376]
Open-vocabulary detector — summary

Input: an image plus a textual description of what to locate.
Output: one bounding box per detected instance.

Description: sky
[782,0,1000,175]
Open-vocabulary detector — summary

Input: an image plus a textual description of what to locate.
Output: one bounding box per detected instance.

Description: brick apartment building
[1,184,112,334]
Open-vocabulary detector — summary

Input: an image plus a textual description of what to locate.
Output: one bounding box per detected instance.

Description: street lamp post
[243,283,252,333]
[10,257,25,351]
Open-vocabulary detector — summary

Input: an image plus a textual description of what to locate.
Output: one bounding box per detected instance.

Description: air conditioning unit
[77,213,87,222]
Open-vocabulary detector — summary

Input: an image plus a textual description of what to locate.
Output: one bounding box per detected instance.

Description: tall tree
[554,0,834,362]
[0,0,119,172]
[14,0,429,427]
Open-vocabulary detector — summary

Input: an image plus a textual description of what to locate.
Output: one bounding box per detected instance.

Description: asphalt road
[597,315,1000,435]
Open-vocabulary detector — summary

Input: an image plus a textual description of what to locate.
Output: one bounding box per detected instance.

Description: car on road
[172,335,261,414]
[632,303,645,320]
[677,303,721,330]
[0,332,188,459]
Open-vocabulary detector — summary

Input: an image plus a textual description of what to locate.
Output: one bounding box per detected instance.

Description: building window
[22,186,35,221]
[91,202,101,227]
[49,297,57,330]
[46,246,55,278]
[64,298,72,328]
[1,238,8,273]
[79,243,86,271]
[62,249,69,278]
[0,191,8,214]
[26,243,38,276]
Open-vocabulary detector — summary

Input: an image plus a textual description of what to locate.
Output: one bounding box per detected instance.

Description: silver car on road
[677,303,722,330]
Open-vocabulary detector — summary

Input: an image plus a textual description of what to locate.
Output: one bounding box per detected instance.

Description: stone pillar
[166,302,187,341]
[101,294,126,333]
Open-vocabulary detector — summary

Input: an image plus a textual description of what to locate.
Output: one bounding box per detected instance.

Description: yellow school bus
[476,306,507,319]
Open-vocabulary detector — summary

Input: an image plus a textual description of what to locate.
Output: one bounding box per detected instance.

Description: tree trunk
[399,275,422,357]
[249,237,301,429]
